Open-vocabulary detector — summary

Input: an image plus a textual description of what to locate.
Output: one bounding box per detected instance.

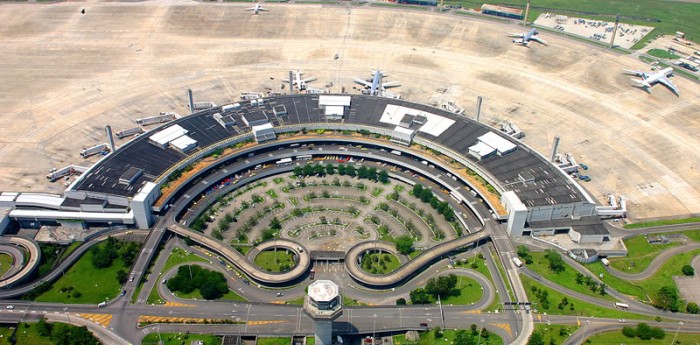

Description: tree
[527,331,545,345]
[636,323,653,340]
[91,245,116,269]
[270,217,282,231]
[293,166,303,176]
[395,235,414,255]
[480,328,490,339]
[655,286,680,312]
[425,274,458,299]
[116,270,128,284]
[433,326,443,339]
[650,327,665,340]
[687,301,699,314]
[454,330,476,345]
[599,283,607,296]
[470,324,478,335]
[682,264,695,276]
[326,164,335,175]
[396,298,406,305]
[409,288,431,304]
[378,170,389,183]
[36,317,51,337]
[544,250,565,273]
[622,326,636,338]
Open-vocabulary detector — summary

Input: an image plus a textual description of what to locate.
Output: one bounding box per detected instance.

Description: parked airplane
[623,67,679,96]
[509,28,548,46]
[282,70,316,90]
[354,70,400,96]
[247,2,268,14]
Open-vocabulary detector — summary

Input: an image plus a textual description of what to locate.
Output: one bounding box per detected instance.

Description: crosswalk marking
[77,313,113,327]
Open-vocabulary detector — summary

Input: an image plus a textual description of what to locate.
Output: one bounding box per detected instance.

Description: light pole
[671,321,684,345]
[372,314,378,345]
[477,318,485,345]
[437,294,445,329]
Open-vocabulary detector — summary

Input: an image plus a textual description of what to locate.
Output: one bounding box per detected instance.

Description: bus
[512,257,524,268]
[276,158,293,166]
[615,302,629,310]
[296,154,313,161]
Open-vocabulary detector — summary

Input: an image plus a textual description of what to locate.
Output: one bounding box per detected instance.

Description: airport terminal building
[0,94,608,244]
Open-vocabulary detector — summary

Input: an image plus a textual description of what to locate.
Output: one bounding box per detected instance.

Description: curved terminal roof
[70,94,587,208]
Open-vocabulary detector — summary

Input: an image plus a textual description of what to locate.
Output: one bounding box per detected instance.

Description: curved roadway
[168,224,311,285]
[0,236,41,288]
[345,232,490,287]
[603,242,700,281]
[0,229,147,299]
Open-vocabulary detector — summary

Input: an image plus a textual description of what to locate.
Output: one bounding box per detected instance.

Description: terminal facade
[0,94,610,244]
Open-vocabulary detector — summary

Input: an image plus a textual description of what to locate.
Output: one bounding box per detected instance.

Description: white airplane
[623,67,679,96]
[246,2,268,14]
[354,70,400,96]
[282,70,316,90]
[509,28,548,46]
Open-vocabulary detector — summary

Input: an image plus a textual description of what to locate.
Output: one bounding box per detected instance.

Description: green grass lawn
[35,241,128,304]
[266,189,279,199]
[584,262,649,301]
[235,246,253,255]
[676,229,700,242]
[9,324,53,345]
[460,0,699,45]
[162,247,208,273]
[0,325,14,345]
[608,235,679,273]
[147,282,164,305]
[273,177,285,185]
[533,324,579,345]
[647,48,680,59]
[394,328,503,345]
[585,330,700,344]
[289,197,299,206]
[526,252,616,301]
[1,322,97,345]
[142,332,221,345]
[521,275,654,320]
[438,275,484,305]
[587,247,700,304]
[254,250,296,272]
[361,252,401,274]
[258,337,291,345]
[58,242,82,261]
[0,253,13,278]
[454,256,501,312]
[306,337,315,345]
[623,217,700,229]
[371,187,384,197]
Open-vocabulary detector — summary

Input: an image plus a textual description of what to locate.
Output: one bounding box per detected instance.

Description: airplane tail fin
[630,78,650,88]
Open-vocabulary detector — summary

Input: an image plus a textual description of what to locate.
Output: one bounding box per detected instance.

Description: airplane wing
[301,77,317,83]
[258,7,268,11]
[508,33,525,38]
[657,76,680,96]
[622,69,645,77]
[530,36,548,45]
[354,78,372,88]
[246,7,255,11]
[382,81,401,89]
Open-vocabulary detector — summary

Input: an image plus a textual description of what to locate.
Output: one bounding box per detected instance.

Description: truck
[98,302,107,308]
[115,126,143,139]
[46,165,88,182]
[80,143,109,158]
[512,257,524,268]
[601,258,610,266]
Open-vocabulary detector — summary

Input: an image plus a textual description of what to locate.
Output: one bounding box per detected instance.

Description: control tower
[303,280,343,345]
